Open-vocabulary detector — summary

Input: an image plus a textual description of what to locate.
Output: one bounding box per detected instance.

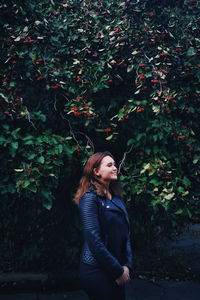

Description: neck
[102,181,112,199]
[102,180,110,191]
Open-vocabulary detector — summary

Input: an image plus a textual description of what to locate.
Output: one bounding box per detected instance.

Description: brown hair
[73,151,123,204]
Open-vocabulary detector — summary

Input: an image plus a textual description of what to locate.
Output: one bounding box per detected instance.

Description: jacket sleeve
[124,232,133,273]
[79,191,124,280]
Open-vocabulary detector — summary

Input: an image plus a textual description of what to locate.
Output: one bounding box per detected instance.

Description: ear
[93,167,101,177]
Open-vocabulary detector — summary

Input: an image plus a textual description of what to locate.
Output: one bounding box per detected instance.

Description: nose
[113,165,117,172]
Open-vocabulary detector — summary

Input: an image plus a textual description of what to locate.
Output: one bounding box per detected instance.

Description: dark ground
[0,279,200,300]
[0,224,200,299]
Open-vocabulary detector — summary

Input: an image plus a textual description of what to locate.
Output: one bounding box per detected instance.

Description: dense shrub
[0,0,199,271]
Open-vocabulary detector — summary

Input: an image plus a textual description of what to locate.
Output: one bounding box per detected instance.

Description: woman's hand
[115,266,130,285]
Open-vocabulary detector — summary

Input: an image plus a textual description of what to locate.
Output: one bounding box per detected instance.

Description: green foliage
[0,0,200,271]
[0,124,74,209]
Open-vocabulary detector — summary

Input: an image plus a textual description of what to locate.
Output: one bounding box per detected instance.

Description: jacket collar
[89,187,130,227]
[110,197,130,226]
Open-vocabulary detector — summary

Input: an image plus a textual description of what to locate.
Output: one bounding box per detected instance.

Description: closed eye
[107,162,117,168]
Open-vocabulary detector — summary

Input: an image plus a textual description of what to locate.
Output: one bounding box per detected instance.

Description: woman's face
[94,155,118,182]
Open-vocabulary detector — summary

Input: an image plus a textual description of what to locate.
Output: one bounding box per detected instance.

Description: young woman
[74,151,133,300]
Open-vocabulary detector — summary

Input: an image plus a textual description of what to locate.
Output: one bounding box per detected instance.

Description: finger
[116,278,123,284]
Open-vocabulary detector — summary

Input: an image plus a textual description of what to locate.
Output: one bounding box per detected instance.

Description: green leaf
[28,185,37,193]
[127,138,134,146]
[27,153,36,160]
[2,124,9,130]
[174,208,183,215]
[193,155,199,164]
[164,193,175,200]
[132,50,140,55]
[41,190,53,210]
[106,134,113,141]
[178,186,185,194]
[152,135,158,142]
[127,64,134,73]
[0,136,6,143]
[95,129,104,132]
[175,207,192,217]
[10,82,16,87]
[193,159,198,164]
[145,72,152,78]
[11,142,18,150]
[24,140,34,145]
[43,200,53,210]
[140,163,151,174]
[136,133,146,141]
[40,114,47,122]
[0,93,8,103]
[14,35,21,42]
[186,47,196,56]
[23,180,30,188]
[149,179,163,186]
[58,144,63,153]
[37,156,45,164]
[14,169,24,172]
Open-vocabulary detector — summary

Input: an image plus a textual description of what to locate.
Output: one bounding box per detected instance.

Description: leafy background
[0,0,199,273]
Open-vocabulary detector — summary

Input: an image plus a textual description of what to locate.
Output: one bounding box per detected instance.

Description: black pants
[80,262,126,300]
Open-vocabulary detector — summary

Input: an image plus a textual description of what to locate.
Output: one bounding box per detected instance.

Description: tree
[0,0,199,271]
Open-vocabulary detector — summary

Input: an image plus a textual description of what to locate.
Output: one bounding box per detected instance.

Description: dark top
[79,188,133,280]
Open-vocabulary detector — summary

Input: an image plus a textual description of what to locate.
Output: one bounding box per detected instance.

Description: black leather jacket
[79,188,133,280]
